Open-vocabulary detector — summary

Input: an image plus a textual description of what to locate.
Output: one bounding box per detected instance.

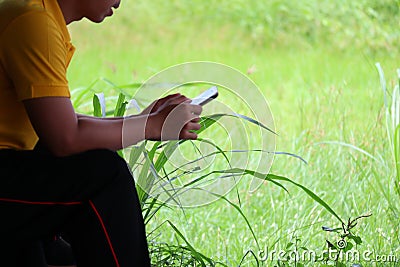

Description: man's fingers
[170,95,190,104]
[185,122,201,131]
[149,93,186,114]
[155,93,181,107]
[180,131,198,140]
[191,117,201,123]
[190,104,202,115]
[162,93,181,101]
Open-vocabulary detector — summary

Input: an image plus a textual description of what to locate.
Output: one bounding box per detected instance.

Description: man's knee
[66,149,130,193]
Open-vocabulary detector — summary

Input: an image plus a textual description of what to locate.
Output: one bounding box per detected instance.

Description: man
[0,0,203,266]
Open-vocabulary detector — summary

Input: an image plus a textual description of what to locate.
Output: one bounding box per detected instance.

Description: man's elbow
[41,135,79,157]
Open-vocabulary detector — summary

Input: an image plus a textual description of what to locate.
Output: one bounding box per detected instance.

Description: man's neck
[56,0,82,24]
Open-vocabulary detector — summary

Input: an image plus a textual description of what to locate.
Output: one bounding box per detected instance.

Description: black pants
[0,148,150,267]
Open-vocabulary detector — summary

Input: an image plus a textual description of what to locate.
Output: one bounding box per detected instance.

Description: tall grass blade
[129,142,146,167]
[392,81,399,132]
[139,141,185,208]
[198,168,344,224]
[137,152,151,207]
[180,168,288,193]
[188,138,233,171]
[165,220,214,266]
[143,195,169,225]
[233,112,277,135]
[316,141,379,162]
[163,149,306,180]
[197,189,261,250]
[376,63,396,157]
[73,78,102,108]
[197,114,223,134]
[366,159,398,215]
[238,250,260,267]
[196,113,276,136]
[249,169,342,222]
[376,62,388,108]
[375,64,400,200]
[395,125,400,196]
[394,73,400,195]
[267,173,344,224]
[160,113,276,151]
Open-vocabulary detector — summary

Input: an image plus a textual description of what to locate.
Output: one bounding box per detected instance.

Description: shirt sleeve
[1,10,70,101]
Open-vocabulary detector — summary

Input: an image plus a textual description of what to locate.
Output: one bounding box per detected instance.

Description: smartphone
[190,86,219,106]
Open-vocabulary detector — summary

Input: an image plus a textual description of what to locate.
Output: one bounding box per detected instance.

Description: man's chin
[87,16,107,23]
[86,9,114,23]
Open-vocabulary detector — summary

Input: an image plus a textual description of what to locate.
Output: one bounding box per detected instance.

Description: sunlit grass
[67,1,399,265]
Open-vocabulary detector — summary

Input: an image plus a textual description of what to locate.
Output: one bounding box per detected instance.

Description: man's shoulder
[0,0,46,33]
[0,0,45,15]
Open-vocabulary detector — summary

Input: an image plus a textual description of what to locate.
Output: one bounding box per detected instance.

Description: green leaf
[116,150,124,158]
[343,241,353,252]
[285,242,294,250]
[322,226,342,233]
[348,235,362,245]
[93,94,102,117]
[195,113,276,135]
[114,92,127,117]
[336,262,347,267]
[153,141,179,172]
[196,114,223,134]
[326,239,337,250]
[213,168,343,223]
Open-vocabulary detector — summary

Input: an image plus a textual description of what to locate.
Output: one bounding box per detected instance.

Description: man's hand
[144,94,202,141]
[140,93,188,115]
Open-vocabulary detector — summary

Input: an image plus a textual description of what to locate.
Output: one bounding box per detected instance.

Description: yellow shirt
[0,0,75,150]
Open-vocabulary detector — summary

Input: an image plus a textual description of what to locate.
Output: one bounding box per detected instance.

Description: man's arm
[77,114,122,120]
[23,94,202,157]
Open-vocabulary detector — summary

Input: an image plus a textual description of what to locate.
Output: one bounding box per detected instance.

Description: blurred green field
[67,0,400,265]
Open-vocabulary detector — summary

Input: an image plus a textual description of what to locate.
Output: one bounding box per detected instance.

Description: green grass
[67,1,399,265]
